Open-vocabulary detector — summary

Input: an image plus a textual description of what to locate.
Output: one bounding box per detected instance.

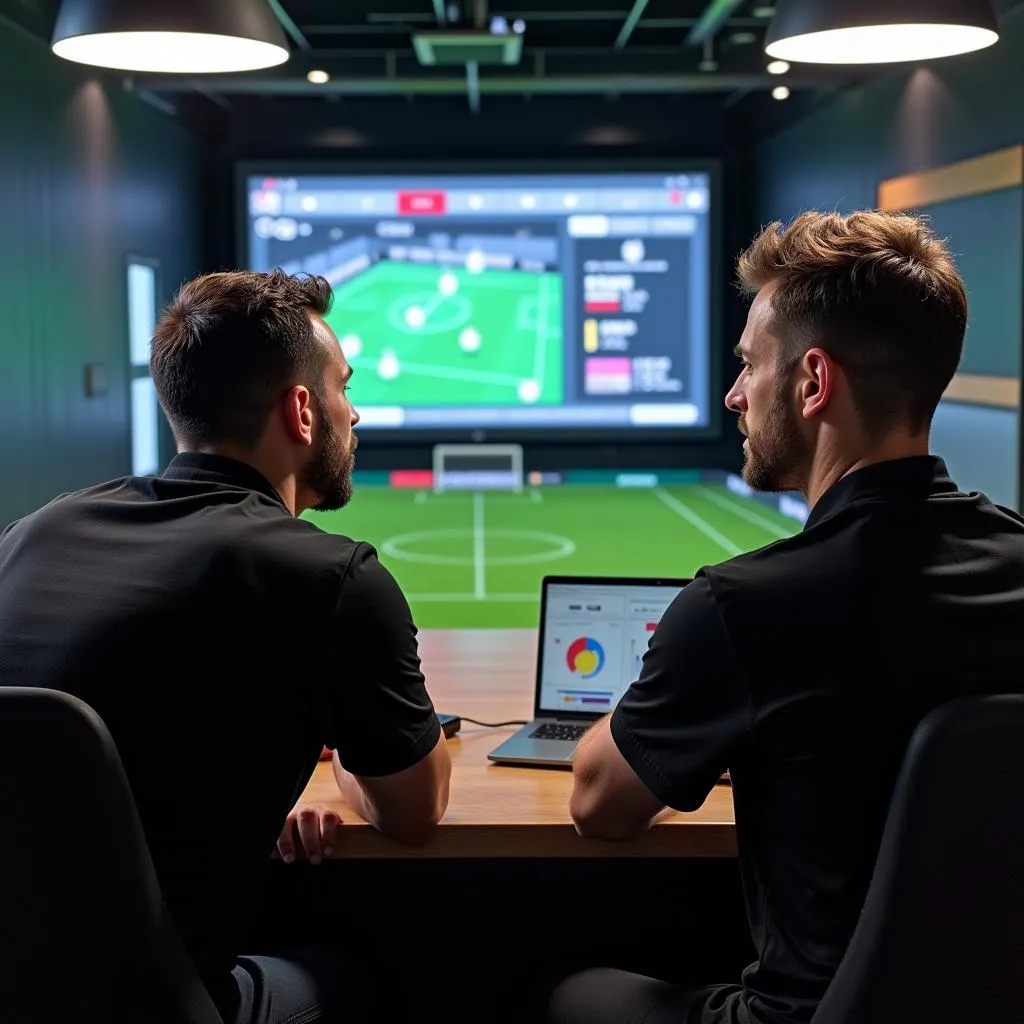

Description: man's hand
[276,804,344,865]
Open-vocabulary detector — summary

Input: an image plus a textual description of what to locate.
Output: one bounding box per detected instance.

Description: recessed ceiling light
[765,0,999,64]
[767,59,790,74]
[307,69,330,84]
[50,0,290,73]
[772,85,791,100]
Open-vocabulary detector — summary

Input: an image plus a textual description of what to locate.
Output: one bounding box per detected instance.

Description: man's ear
[799,348,835,421]
[281,385,315,446]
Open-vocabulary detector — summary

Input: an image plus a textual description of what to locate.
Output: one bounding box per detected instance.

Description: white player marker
[438,272,459,297]
[340,334,363,360]
[378,350,400,380]
[518,379,540,403]
[621,238,646,264]
[459,327,482,353]
[465,249,487,275]
[404,305,427,329]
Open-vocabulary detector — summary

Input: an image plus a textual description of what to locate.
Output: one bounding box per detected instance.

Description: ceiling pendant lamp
[765,0,999,64]
[51,0,290,74]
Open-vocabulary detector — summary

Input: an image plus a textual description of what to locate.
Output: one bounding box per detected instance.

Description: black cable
[457,716,528,728]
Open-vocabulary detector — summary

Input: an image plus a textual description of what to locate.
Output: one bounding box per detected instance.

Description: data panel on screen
[243,170,714,436]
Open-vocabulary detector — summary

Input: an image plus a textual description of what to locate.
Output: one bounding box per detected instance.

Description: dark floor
[245,857,754,1023]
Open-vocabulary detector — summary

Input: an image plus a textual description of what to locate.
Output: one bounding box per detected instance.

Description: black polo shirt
[612,456,1024,1024]
[0,453,440,1012]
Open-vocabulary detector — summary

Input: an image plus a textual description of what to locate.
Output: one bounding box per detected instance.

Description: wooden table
[299,628,736,859]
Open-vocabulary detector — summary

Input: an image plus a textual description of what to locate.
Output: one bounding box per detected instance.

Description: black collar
[162,453,290,513]
[804,456,958,531]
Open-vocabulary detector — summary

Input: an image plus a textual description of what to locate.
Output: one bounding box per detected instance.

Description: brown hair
[151,270,334,449]
[737,210,967,435]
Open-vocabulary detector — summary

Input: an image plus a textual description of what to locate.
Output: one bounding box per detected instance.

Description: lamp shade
[765,0,999,64]
[51,0,290,73]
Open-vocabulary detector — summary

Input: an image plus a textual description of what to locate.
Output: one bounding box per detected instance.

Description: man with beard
[550,211,1024,1024]
[0,270,450,1024]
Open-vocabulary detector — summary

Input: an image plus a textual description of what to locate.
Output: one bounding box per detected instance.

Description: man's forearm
[570,713,665,839]
[575,713,612,761]
[331,753,380,827]
[331,752,440,844]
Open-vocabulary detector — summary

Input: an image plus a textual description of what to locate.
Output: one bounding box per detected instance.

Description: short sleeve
[610,574,750,811]
[325,544,441,777]
[1,518,23,541]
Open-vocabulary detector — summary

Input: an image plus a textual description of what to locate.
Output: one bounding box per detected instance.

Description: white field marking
[421,289,446,321]
[473,491,486,599]
[406,593,538,602]
[653,487,743,557]
[414,493,541,504]
[533,273,551,385]
[349,356,522,388]
[380,528,575,567]
[696,485,794,540]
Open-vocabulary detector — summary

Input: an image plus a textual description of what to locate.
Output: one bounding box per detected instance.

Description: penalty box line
[473,491,486,600]
[533,274,551,389]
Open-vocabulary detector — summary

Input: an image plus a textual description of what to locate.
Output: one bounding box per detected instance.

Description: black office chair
[812,694,1024,1024]
[0,686,223,1024]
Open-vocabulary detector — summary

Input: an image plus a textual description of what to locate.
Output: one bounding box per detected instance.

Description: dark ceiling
[0,1,865,132]
[141,0,856,102]
[3,0,1022,147]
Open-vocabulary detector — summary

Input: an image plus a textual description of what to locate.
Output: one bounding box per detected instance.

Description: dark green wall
[915,192,1023,378]
[0,19,202,526]
[755,6,1024,216]
[753,6,1024,506]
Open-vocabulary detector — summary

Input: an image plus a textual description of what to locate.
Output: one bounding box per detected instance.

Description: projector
[412,23,525,66]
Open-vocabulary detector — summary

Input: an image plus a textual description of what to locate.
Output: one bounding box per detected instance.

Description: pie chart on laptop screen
[566,636,605,680]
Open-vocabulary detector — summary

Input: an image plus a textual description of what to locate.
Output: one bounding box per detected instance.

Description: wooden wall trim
[878,146,1024,212]
[944,373,1020,409]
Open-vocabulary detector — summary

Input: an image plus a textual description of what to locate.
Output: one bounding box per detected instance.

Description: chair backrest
[0,686,223,1024]
[812,694,1024,1024]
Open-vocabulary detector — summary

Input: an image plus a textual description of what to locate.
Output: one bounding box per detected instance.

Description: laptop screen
[538,579,688,717]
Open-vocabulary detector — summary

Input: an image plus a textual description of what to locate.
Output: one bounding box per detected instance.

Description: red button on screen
[398,190,447,215]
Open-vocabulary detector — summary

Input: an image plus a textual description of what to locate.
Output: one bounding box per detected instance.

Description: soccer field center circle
[386,290,473,336]
[380,528,576,566]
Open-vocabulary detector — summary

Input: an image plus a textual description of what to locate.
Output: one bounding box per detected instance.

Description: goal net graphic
[432,444,524,493]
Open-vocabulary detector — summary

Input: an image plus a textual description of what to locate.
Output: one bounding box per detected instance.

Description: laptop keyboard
[530,722,589,742]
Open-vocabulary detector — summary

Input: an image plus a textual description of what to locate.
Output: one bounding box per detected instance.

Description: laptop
[487,574,690,768]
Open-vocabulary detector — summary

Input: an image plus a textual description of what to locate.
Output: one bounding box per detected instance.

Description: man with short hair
[0,270,451,1023]
[551,211,1024,1024]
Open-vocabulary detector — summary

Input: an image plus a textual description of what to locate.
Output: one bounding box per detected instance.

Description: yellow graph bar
[583,318,599,353]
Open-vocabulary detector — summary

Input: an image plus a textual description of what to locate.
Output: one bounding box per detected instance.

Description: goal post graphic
[432,444,524,493]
